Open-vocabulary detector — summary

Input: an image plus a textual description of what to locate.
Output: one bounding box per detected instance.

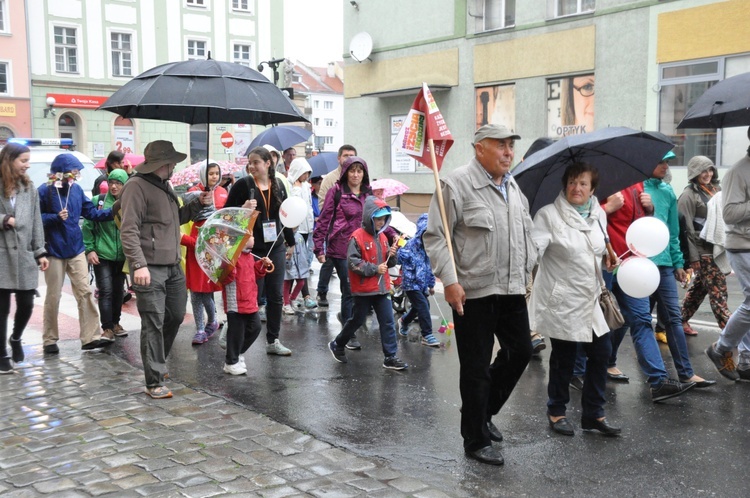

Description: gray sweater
[0,184,47,290]
[722,154,750,251]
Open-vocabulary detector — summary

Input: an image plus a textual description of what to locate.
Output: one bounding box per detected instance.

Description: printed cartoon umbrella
[99,56,308,162]
[677,71,750,128]
[94,153,145,170]
[247,126,312,153]
[513,127,674,216]
[308,152,339,178]
[371,178,410,198]
[171,159,244,187]
[195,208,259,284]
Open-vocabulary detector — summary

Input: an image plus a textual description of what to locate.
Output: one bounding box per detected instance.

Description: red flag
[395,83,454,170]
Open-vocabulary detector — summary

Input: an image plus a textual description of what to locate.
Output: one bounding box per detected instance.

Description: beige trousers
[43,253,102,346]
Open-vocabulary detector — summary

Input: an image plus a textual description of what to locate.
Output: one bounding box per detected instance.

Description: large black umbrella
[513,127,674,216]
[99,58,308,160]
[677,71,750,129]
[247,126,312,152]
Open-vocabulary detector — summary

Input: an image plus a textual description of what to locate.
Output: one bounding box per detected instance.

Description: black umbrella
[248,126,312,152]
[513,127,674,216]
[99,57,308,161]
[677,71,750,129]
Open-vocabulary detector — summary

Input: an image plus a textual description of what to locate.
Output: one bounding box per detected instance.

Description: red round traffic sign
[220,131,234,148]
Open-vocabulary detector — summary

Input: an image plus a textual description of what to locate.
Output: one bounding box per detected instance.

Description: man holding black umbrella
[424,124,537,466]
[119,141,212,399]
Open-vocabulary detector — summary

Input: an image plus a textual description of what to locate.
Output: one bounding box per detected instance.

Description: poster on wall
[390,115,431,174]
[475,85,515,130]
[113,127,136,154]
[547,74,595,138]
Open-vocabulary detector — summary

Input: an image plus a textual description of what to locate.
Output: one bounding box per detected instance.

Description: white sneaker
[266,339,292,356]
[223,362,247,376]
[282,304,296,315]
[238,355,246,368]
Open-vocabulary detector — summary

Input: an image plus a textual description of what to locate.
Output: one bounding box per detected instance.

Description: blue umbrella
[308,152,339,178]
[247,126,312,153]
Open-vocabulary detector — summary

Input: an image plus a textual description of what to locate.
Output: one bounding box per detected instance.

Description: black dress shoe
[43,344,59,355]
[465,445,504,466]
[486,421,503,442]
[81,339,108,350]
[548,416,575,436]
[680,378,717,388]
[607,371,630,382]
[9,338,24,363]
[581,417,621,436]
[569,376,584,392]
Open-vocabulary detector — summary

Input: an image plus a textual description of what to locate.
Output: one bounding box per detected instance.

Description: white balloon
[626,217,669,257]
[617,257,660,298]
[278,196,308,228]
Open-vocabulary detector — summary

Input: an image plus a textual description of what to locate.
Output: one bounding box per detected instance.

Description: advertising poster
[475,85,515,130]
[113,127,135,154]
[547,74,595,138]
[390,115,430,174]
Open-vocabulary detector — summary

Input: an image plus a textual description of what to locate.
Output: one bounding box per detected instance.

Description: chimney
[327,62,335,78]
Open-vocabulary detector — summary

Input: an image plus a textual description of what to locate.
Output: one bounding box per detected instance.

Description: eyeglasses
[108,180,124,187]
[573,82,595,97]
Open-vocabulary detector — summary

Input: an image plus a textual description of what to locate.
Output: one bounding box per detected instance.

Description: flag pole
[428,138,457,277]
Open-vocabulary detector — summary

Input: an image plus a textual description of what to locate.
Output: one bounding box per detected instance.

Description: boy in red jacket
[222,235,272,375]
[328,196,407,370]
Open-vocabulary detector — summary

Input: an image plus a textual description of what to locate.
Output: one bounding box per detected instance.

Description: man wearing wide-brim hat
[119,140,212,399]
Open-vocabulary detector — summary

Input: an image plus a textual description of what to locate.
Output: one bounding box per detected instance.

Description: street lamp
[44,96,57,118]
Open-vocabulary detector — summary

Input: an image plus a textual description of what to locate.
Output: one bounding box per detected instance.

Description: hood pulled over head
[339,155,370,187]
[51,153,84,174]
[362,195,391,235]
[287,157,312,183]
[687,155,719,184]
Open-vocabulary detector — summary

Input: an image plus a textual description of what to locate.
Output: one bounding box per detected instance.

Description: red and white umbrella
[171,159,244,187]
[371,178,409,198]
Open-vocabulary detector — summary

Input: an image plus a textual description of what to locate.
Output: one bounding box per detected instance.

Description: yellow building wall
[474,26,596,84]
[658,0,750,63]
[344,49,459,98]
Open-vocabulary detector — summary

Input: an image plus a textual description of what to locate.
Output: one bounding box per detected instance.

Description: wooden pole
[428,138,457,278]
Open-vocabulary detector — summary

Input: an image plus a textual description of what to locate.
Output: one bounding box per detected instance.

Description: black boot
[0,356,12,374]
[9,338,24,363]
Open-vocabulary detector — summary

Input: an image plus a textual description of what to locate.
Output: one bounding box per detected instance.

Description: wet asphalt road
[106,272,750,497]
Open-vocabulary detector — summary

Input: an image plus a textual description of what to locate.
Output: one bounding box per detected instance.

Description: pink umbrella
[370,178,409,198]
[95,153,145,170]
[171,160,244,187]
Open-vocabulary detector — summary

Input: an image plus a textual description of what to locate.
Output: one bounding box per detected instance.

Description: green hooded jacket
[82,169,129,262]
[644,177,685,269]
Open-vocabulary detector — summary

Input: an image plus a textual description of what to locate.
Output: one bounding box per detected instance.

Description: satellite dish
[349,32,373,63]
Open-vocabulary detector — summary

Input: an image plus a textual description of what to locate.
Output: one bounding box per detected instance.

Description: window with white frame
[0,62,8,94]
[313,100,319,109]
[322,136,333,145]
[232,0,250,12]
[0,0,7,33]
[54,26,78,73]
[314,118,319,126]
[323,101,333,110]
[474,0,515,31]
[111,32,132,77]
[659,59,722,166]
[187,39,207,60]
[554,0,594,17]
[233,43,252,67]
[324,118,334,127]
[186,0,206,7]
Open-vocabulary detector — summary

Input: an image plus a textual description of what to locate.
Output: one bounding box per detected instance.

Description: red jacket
[222,251,268,314]
[348,228,393,295]
[181,219,221,293]
[188,184,228,209]
[602,183,649,258]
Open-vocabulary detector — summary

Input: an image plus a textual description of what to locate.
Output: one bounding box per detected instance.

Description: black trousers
[0,289,35,358]
[225,311,261,365]
[453,294,532,452]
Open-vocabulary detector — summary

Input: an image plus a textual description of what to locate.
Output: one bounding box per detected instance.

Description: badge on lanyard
[262,220,277,243]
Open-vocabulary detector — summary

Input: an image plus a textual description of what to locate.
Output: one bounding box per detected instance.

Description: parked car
[7,138,103,197]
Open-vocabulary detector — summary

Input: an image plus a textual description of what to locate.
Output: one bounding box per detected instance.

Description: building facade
[342,0,750,211]
[24,0,286,165]
[0,0,33,144]
[291,61,344,155]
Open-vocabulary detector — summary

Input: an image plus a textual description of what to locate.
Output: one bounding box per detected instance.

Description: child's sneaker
[304,296,318,309]
[383,356,408,370]
[223,362,247,376]
[397,318,409,337]
[282,304,296,315]
[421,334,440,348]
[192,331,208,345]
[329,340,347,363]
[205,321,220,338]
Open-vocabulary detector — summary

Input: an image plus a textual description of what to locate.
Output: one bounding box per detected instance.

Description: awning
[360,84,454,98]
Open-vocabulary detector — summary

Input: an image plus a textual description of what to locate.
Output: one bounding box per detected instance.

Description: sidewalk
[0,346,449,497]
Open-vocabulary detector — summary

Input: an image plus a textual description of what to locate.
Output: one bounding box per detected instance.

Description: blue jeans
[718,251,750,360]
[333,294,398,357]
[316,257,335,296]
[548,332,611,420]
[652,266,694,379]
[611,273,668,387]
[93,259,125,330]
[402,290,433,336]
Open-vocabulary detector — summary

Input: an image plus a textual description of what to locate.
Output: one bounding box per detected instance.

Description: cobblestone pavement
[0,349,452,497]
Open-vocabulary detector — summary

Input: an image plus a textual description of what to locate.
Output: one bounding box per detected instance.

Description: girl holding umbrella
[225,147,295,356]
